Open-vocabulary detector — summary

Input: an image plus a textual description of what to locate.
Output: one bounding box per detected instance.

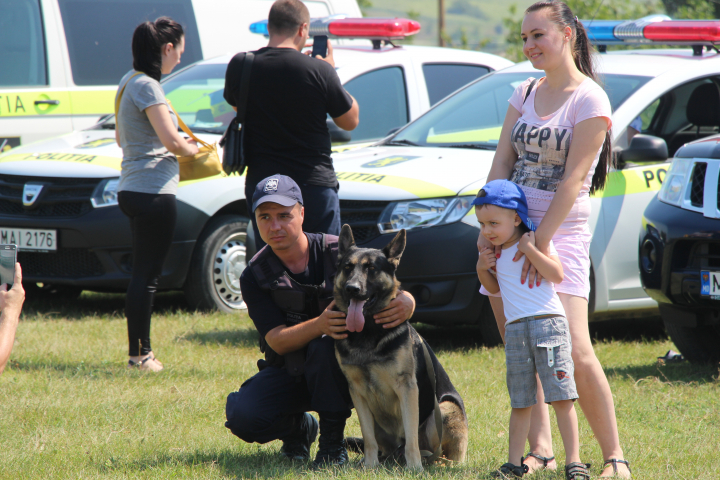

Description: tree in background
[663,0,717,19]
[358,0,372,17]
[501,0,720,62]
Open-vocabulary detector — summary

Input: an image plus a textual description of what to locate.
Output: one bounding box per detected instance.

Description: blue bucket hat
[471,180,536,232]
[251,174,304,212]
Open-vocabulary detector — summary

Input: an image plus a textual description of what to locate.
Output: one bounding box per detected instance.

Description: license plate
[0,228,57,251]
[700,271,720,299]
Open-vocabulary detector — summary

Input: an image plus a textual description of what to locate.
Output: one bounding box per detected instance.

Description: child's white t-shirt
[492,241,566,325]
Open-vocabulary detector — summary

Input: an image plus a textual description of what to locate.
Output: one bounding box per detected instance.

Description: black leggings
[118,191,177,356]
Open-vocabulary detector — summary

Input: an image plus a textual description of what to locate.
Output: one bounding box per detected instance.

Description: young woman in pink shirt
[479,1,631,477]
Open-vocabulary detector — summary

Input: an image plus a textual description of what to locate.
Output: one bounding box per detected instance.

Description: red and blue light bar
[249,15,421,40]
[584,15,720,45]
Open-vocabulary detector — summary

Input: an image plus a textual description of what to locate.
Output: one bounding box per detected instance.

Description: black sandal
[491,462,529,478]
[603,458,632,477]
[565,462,591,480]
[523,452,555,469]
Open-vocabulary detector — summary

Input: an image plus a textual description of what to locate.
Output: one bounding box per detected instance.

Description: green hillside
[364,0,670,56]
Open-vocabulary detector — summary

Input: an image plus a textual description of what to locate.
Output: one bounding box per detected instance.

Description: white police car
[0,17,511,311]
[0,0,363,151]
[328,16,720,342]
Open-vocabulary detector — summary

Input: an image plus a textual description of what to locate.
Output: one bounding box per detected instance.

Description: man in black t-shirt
[225,176,415,468]
[224,0,359,251]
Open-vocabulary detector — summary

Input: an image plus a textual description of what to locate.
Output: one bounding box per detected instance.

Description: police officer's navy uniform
[225,174,351,466]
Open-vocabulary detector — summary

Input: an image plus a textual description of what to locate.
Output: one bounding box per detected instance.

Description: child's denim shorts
[505,315,578,409]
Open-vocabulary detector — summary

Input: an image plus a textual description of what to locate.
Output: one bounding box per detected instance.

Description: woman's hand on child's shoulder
[477,247,497,272]
[518,231,536,255]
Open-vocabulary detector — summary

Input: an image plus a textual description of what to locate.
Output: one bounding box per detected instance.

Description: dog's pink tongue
[346,299,367,332]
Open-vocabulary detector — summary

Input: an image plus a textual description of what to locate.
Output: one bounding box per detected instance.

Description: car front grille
[690,162,707,208]
[0,174,99,217]
[339,200,390,244]
[19,248,105,278]
[686,242,720,269]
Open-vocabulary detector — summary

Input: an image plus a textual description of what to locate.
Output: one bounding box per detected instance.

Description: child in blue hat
[473,180,588,479]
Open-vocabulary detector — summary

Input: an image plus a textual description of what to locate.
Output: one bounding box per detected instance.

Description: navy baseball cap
[471,180,536,232]
[251,174,304,212]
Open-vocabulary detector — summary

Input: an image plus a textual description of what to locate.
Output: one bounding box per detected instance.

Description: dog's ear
[338,224,356,259]
[382,229,406,268]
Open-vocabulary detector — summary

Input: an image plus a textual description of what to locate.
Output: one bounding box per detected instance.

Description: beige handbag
[115,72,223,182]
[168,100,224,181]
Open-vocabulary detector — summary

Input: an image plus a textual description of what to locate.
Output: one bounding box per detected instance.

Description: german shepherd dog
[333,224,468,470]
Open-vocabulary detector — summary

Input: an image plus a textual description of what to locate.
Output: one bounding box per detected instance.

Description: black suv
[640,135,720,363]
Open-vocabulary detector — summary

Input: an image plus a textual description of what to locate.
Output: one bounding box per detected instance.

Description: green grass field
[1,292,718,479]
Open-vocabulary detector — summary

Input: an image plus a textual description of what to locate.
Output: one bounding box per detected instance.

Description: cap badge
[263,178,279,193]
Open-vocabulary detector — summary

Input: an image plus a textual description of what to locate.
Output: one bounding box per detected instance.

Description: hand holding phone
[311,35,328,59]
[0,245,17,289]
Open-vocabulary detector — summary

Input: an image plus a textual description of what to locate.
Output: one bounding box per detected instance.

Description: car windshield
[388,72,651,149]
[98,63,232,135]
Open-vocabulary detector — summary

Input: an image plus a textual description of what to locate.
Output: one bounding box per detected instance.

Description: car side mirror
[386,126,401,136]
[327,118,351,143]
[620,134,668,163]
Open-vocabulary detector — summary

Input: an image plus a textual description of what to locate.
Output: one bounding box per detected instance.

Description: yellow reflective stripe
[335,171,455,198]
[69,89,116,115]
[427,126,502,144]
[0,152,121,170]
[591,164,668,198]
[0,91,72,116]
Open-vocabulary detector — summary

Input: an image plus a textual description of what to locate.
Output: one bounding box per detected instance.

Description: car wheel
[663,320,720,364]
[184,215,249,313]
[478,295,502,346]
[23,282,83,301]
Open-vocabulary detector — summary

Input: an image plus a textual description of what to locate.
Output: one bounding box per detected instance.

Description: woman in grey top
[115,17,198,372]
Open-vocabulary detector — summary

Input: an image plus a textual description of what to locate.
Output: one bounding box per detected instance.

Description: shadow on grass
[182,328,259,348]
[605,361,719,385]
[8,359,118,378]
[94,448,368,478]
[589,317,667,342]
[413,324,487,352]
[22,291,192,320]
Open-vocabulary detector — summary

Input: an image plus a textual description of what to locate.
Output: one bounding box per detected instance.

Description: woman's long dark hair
[131,17,184,82]
[525,1,613,194]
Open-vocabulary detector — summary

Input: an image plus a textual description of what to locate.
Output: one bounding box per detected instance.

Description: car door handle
[34,100,60,105]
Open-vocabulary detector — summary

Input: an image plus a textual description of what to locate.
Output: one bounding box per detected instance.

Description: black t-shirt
[224,47,353,187]
[240,233,328,338]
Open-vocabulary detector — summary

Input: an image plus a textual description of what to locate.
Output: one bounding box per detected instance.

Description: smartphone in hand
[311,35,328,58]
[0,245,17,288]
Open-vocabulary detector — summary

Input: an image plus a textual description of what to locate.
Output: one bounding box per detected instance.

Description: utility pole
[439,0,445,47]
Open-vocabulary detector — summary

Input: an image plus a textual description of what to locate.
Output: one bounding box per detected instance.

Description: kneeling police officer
[225,175,415,467]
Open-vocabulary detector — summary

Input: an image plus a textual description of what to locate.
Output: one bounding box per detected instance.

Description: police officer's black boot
[311,411,350,469]
[280,412,318,462]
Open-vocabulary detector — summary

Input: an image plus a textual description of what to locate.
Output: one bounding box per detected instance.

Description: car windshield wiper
[385,139,421,146]
[444,143,496,150]
[99,123,115,130]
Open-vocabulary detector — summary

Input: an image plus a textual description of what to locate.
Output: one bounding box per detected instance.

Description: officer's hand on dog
[374,291,415,329]
[477,247,496,272]
[316,300,348,339]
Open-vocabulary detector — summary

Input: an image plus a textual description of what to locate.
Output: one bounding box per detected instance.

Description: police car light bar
[249,16,421,41]
[584,15,720,46]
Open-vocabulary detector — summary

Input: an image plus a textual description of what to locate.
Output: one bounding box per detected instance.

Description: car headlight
[91,178,119,208]
[657,158,692,206]
[378,196,474,233]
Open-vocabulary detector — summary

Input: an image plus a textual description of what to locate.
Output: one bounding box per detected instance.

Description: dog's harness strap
[419,336,444,464]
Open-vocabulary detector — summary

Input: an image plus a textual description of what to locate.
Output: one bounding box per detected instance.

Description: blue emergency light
[583,15,720,46]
